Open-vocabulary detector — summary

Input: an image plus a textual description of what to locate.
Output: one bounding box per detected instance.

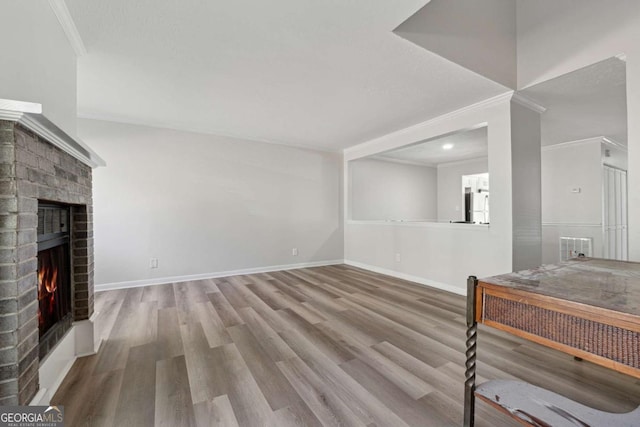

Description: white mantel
[0,98,105,168]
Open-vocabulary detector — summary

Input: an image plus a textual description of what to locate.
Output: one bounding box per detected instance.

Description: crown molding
[370,155,436,168]
[602,137,627,152]
[542,136,628,153]
[48,0,87,57]
[436,156,488,169]
[511,93,547,114]
[344,91,512,155]
[0,99,105,168]
[77,112,341,154]
[541,136,621,152]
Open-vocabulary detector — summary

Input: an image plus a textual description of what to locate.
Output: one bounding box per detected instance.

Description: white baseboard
[95,259,345,292]
[30,314,99,406]
[29,388,48,406]
[343,259,466,296]
[30,330,77,406]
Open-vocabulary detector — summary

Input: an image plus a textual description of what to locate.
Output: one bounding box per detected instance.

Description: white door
[603,165,628,260]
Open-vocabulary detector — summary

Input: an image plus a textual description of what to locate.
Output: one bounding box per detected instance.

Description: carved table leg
[464,276,478,427]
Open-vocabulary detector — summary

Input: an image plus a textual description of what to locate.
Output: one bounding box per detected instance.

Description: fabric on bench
[475,380,640,427]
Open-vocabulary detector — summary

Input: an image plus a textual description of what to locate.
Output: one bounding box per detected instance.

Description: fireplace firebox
[37,204,73,360]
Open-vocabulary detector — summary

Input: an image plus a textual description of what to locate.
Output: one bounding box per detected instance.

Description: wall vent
[559,237,592,261]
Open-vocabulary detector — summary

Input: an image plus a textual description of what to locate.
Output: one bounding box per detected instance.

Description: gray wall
[394,0,517,88]
[79,119,344,286]
[349,158,437,221]
[510,101,542,270]
[0,2,77,136]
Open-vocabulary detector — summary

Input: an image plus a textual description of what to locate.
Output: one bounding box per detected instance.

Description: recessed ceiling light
[442,143,454,150]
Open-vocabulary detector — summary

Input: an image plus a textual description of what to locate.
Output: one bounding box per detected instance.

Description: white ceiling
[66,0,508,151]
[519,57,627,146]
[378,126,487,166]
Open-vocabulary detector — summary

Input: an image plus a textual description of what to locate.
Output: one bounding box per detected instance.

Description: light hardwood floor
[52,265,640,426]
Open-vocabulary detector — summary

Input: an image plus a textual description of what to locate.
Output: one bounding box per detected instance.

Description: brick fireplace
[0,119,95,405]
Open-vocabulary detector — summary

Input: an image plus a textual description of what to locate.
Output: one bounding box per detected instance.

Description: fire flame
[39,265,58,294]
[38,263,59,328]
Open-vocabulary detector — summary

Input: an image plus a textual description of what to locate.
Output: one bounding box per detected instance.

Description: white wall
[541,140,603,263]
[79,119,344,286]
[0,1,77,135]
[345,222,498,295]
[344,95,514,293]
[517,0,640,260]
[349,159,437,221]
[437,157,488,222]
[542,141,603,225]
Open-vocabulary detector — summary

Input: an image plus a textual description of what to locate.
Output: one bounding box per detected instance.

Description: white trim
[30,359,76,406]
[30,330,75,405]
[75,340,102,358]
[346,220,490,230]
[344,259,466,296]
[39,360,76,405]
[74,313,100,356]
[78,113,340,154]
[356,123,489,163]
[29,388,48,406]
[602,137,627,152]
[0,98,106,168]
[370,155,436,168]
[511,93,547,114]
[95,259,345,292]
[20,115,105,167]
[48,0,87,57]
[542,136,627,153]
[615,53,627,62]
[542,223,602,227]
[0,99,42,114]
[343,91,513,155]
[436,156,488,169]
[29,313,98,405]
[541,136,605,152]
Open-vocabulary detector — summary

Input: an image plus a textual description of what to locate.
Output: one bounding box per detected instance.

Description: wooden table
[464,257,640,426]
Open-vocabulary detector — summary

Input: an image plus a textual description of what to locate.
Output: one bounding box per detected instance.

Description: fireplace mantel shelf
[0,98,105,168]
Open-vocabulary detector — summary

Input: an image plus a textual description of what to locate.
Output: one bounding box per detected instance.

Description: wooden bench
[463,259,640,426]
[475,379,640,427]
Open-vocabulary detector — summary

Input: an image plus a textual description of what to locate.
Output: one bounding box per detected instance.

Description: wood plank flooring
[52,265,640,426]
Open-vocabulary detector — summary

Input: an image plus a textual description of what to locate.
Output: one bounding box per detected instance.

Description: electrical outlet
[292,248,299,256]
[150,258,158,269]
[395,253,401,262]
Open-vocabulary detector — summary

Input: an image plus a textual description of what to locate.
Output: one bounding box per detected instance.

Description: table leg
[464,276,478,427]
